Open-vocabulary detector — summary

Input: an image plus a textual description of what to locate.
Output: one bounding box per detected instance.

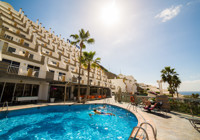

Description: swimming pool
[0,104,138,140]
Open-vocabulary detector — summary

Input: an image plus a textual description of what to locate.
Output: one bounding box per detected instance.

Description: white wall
[38,82,49,101]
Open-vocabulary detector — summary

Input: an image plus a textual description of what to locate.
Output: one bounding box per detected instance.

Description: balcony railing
[4,64,40,78]
[7,65,19,74]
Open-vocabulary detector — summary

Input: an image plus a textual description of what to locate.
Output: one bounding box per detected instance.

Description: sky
[3,0,200,91]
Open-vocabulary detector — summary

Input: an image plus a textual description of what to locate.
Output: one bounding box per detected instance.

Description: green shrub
[169,99,200,116]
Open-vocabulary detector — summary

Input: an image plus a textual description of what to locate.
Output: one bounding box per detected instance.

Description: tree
[161,66,181,97]
[81,51,101,101]
[191,93,199,98]
[70,29,95,102]
[172,75,181,98]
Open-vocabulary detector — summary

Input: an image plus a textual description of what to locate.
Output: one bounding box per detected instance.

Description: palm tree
[172,75,181,98]
[70,29,95,102]
[161,66,179,97]
[81,51,101,101]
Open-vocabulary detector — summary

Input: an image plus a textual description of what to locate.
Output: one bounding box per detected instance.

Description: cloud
[155,5,182,22]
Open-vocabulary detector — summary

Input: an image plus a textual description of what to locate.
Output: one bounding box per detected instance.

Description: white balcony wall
[52,52,59,58]
[59,62,66,69]
[54,71,59,81]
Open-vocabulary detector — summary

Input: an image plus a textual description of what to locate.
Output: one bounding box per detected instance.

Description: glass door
[1,83,15,103]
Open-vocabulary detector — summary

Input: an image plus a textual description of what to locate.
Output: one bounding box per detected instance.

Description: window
[2,59,20,67]
[29,54,34,59]
[59,72,65,76]
[27,65,40,77]
[4,34,13,41]
[2,25,9,30]
[24,42,29,47]
[49,70,55,73]
[20,34,26,38]
[52,61,57,65]
[7,47,16,53]
[12,61,20,67]
[1,83,15,102]
[32,85,39,96]
[58,72,65,81]
[45,51,49,54]
[24,84,32,96]
[27,65,40,71]
[0,82,4,103]
[2,59,11,64]
[15,84,24,97]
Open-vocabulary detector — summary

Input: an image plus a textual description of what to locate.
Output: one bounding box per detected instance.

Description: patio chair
[143,95,170,113]
[144,102,162,112]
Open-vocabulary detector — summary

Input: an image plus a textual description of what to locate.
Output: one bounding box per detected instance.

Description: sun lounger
[189,119,200,132]
[188,102,200,132]
[143,95,170,113]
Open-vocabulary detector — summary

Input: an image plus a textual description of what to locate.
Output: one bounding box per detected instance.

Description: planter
[50,98,55,103]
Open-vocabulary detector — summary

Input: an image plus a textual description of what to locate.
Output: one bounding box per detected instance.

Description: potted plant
[50,97,55,103]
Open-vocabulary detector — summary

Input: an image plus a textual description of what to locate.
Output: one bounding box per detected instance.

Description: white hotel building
[0,2,115,104]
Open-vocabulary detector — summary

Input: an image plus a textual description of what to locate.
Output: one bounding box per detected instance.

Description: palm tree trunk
[85,65,90,101]
[77,43,83,102]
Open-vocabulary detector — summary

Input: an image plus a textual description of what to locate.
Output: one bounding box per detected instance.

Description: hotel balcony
[58,75,66,82]
[0,60,44,80]
[96,76,101,80]
[1,43,44,64]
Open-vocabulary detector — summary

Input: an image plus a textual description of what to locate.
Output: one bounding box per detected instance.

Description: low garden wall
[115,93,200,116]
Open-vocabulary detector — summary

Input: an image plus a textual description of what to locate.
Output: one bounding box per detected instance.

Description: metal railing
[140,122,157,140]
[128,126,149,140]
[1,101,8,111]
[128,122,157,140]
[7,65,19,74]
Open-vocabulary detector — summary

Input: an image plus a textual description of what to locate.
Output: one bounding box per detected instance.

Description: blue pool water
[0,104,138,140]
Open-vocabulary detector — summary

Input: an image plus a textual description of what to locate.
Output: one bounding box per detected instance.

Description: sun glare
[101,1,120,25]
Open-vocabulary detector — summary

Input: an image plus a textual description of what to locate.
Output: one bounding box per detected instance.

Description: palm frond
[84,31,90,39]
[70,34,79,40]
[91,63,97,68]
[94,57,101,64]
[87,38,95,44]
[82,44,86,49]
[79,29,86,39]
[71,40,80,45]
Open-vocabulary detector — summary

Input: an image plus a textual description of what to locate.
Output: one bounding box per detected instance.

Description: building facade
[0,2,113,104]
[111,74,137,94]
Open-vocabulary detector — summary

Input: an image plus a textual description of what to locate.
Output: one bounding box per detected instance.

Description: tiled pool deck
[1,97,200,140]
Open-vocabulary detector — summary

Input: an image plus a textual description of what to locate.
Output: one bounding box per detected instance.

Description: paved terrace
[1,97,200,140]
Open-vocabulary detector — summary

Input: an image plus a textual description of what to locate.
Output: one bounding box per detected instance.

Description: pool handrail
[128,126,149,140]
[140,122,157,140]
[1,101,8,111]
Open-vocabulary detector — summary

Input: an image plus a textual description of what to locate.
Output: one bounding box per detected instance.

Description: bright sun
[101,1,120,25]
